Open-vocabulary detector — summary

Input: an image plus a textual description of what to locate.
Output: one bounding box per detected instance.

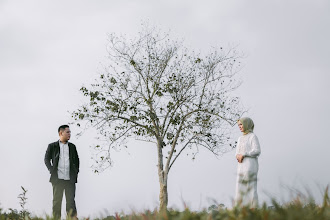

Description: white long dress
[235,132,261,207]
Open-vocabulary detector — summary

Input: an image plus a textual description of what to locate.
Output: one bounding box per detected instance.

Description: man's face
[60,127,71,142]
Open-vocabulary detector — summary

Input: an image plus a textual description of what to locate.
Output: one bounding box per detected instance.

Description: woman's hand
[236,154,244,163]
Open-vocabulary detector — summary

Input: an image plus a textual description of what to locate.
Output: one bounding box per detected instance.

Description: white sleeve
[235,137,240,156]
[244,134,261,157]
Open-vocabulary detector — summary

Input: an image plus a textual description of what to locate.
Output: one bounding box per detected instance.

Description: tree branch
[168,135,197,171]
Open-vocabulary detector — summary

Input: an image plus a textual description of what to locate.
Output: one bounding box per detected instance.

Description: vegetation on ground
[1,187,329,220]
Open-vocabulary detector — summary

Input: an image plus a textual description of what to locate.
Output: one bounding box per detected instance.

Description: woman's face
[238,121,244,132]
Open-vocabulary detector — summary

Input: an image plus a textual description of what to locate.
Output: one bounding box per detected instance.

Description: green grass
[1,189,329,220]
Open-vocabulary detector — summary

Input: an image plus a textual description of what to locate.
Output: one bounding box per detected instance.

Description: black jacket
[44,141,80,183]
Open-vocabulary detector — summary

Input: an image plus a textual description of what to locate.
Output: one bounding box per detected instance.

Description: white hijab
[238,117,254,134]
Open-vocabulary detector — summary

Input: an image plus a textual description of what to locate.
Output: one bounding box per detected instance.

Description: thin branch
[168,135,197,171]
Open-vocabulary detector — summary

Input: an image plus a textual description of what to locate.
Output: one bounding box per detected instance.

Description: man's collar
[59,140,69,145]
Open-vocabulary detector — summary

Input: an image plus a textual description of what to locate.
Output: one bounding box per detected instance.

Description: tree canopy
[72,24,245,209]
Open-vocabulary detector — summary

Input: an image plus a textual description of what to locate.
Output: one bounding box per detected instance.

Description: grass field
[1,188,329,220]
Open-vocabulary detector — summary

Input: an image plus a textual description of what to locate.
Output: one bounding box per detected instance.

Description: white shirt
[57,140,70,180]
[235,132,261,158]
[235,132,261,207]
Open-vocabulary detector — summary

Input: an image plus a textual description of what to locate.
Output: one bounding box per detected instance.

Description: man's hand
[236,154,244,163]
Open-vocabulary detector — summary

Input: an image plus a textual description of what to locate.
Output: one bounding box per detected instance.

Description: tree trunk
[157,138,168,211]
[159,179,168,211]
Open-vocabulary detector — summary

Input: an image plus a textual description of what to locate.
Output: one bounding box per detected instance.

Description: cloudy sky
[0,0,329,218]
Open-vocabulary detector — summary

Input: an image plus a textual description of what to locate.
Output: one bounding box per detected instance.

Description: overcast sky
[0,0,329,218]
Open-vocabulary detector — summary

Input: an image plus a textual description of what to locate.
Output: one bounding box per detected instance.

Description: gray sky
[1,0,329,218]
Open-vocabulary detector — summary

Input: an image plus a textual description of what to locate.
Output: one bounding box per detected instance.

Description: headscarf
[238,117,254,134]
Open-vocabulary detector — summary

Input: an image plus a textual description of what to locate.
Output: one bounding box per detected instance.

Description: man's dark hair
[58,125,70,133]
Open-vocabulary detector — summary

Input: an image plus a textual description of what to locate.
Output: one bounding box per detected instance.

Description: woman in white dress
[235,117,261,208]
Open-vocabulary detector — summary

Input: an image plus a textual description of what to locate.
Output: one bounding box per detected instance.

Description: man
[44,125,80,219]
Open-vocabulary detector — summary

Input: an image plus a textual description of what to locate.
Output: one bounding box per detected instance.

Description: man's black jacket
[44,141,80,183]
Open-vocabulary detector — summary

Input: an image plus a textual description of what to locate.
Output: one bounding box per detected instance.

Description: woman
[235,117,261,208]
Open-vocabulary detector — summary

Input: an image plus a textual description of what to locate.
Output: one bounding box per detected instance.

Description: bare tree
[72,24,245,210]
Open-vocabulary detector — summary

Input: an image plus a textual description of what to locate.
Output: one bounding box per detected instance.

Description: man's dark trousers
[45,141,80,219]
[52,179,77,219]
